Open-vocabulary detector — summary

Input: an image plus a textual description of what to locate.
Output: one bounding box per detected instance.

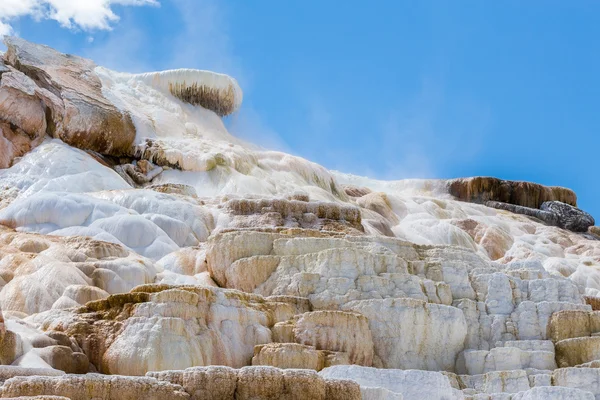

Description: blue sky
[1,1,598,219]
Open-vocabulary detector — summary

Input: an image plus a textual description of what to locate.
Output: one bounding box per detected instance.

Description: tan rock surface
[0,229,157,315]
[3,36,136,156]
[274,310,374,366]
[27,285,311,375]
[148,365,361,400]
[447,176,577,208]
[556,337,600,368]
[0,374,190,400]
[252,343,322,370]
[548,310,600,342]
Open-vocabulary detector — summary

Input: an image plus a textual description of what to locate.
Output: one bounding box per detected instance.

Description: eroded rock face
[3,36,136,156]
[320,365,463,400]
[0,329,22,366]
[28,284,304,375]
[0,374,190,400]
[448,177,577,208]
[222,197,363,234]
[450,218,514,260]
[206,230,457,308]
[0,227,157,315]
[252,343,324,370]
[343,298,467,371]
[148,365,361,400]
[276,310,374,366]
[0,67,49,168]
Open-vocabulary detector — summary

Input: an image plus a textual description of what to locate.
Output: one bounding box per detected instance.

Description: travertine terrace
[0,37,599,399]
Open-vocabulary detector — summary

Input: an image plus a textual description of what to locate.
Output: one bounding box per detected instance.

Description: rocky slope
[0,37,599,399]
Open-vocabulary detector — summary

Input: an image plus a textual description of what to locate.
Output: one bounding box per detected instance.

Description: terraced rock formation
[0,37,599,400]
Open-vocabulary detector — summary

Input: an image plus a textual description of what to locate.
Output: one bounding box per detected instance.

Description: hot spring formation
[0,37,599,400]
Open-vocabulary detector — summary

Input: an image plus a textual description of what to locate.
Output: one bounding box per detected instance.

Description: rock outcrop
[0,374,190,400]
[3,36,136,157]
[0,227,158,315]
[148,365,361,400]
[0,67,47,168]
[485,200,560,227]
[320,365,464,400]
[485,200,595,233]
[541,201,595,232]
[0,367,359,400]
[28,284,305,375]
[448,177,577,208]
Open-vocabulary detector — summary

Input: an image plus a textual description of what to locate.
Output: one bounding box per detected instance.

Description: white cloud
[0,21,13,36]
[0,0,157,35]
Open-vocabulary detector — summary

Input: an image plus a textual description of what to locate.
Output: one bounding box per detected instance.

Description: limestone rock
[320,365,463,400]
[223,198,363,233]
[0,229,158,315]
[272,310,374,366]
[60,285,110,306]
[148,365,361,400]
[342,298,467,371]
[461,344,556,375]
[0,374,190,399]
[447,177,577,208]
[0,365,64,381]
[512,387,594,400]
[553,367,600,399]
[0,67,48,168]
[548,310,600,343]
[34,345,89,374]
[356,192,399,225]
[3,36,136,156]
[3,396,70,400]
[342,184,372,198]
[148,183,198,197]
[157,247,207,276]
[0,60,9,76]
[0,68,47,139]
[0,188,215,260]
[459,369,531,394]
[206,230,461,308]
[118,162,163,186]
[360,386,404,400]
[252,343,322,370]
[584,296,600,311]
[450,218,513,260]
[0,331,23,366]
[0,139,132,210]
[26,285,308,375]
[147,366,237,400]
[556,337,600,368]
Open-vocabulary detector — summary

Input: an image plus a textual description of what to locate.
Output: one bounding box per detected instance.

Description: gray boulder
[485,200,560,226]
[540,201,595,232]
